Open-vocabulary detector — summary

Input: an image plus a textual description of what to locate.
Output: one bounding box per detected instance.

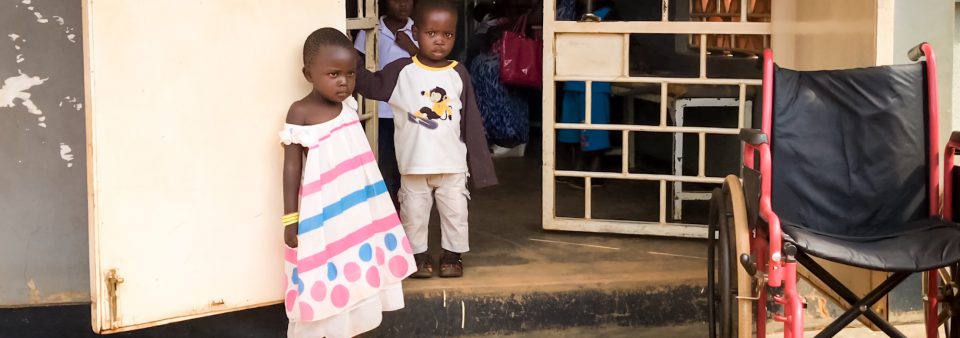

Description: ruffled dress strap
[343,96,359,112]
[279,124,318,148]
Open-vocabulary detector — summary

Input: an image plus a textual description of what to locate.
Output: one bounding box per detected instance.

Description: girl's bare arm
[282,106,307,247]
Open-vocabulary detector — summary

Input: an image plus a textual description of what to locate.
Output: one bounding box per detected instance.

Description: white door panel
[84,0,345,333]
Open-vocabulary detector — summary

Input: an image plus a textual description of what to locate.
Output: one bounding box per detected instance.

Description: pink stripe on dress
[300,151,376,198]
[308,120,362,149]
[297,213,402,273]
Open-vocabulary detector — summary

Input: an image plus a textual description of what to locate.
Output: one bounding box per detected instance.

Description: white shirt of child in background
[354,16,418,119]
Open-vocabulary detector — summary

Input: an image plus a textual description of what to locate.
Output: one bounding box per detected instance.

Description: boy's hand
[395,32,419,56]
[284,224,298,248]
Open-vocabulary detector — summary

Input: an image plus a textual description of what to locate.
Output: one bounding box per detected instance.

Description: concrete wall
[0,1,89,306]
[892,0,955,146]
[771,0,883,70]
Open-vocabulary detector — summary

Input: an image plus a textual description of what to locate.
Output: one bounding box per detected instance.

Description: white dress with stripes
[279,97,415,338]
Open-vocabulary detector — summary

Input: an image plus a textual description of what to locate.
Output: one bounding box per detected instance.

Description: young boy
[355,0,497,278]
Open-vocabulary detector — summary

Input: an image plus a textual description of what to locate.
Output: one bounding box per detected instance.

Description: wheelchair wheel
[708,176,754,338]
[947,262,960,338]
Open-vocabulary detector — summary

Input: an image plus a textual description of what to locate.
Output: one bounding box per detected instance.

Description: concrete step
[373,284,706,337]
[458,323,706,338]
[0,283,707,338]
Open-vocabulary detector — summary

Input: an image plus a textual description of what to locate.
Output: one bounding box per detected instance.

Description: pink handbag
[499,14,542,88]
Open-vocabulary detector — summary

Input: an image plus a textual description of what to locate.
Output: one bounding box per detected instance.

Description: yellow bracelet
[282,212,299,226]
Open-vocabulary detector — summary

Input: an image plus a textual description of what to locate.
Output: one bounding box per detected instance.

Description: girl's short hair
[303,28,353,65]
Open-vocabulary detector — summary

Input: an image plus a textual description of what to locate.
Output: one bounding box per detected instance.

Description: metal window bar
[543,0,769,238]
[671,98,754,221]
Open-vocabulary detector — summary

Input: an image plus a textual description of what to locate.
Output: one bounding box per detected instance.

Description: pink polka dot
[389,255,410,278]
[299,302,314,321]
[376,247,386,265]
[310,281,327,302]
[366,266,381,288]
[331,285,350,308]
[401,236,413,254]
[285,290,297,312]
[344,262,361,282]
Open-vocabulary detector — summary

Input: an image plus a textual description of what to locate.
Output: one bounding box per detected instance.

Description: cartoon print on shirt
[408,87,455,129]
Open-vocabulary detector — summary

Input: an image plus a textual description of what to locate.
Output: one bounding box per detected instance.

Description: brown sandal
[410,253,433,278]
[439,250,463,278]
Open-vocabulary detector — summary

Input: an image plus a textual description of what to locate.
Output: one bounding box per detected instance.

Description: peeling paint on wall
[13,1,78,44]
[59,143,73,167]
[26,279,41,304]
[33,12,47,24]
[0,72,48,117]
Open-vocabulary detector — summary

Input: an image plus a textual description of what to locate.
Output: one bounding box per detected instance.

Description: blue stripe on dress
[299,181,388,234]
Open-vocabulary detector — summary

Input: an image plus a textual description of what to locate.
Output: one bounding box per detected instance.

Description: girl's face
[386,0,414,21]
[303,46,357,103]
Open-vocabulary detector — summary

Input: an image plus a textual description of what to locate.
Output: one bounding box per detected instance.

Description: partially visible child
[354,0,418,210]
[557,0,617,189]
[355,0,497,279]
[280,27,415,338]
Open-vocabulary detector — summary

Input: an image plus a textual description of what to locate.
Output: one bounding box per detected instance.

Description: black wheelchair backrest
[770,63,929,238]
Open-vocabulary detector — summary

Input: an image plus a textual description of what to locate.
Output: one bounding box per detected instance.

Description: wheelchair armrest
[739,128,768,145]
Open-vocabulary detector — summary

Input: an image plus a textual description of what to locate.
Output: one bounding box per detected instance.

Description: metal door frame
[348,0,381,155]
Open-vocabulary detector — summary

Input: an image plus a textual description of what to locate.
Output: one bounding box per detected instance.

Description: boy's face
[303,46,357,103]
[413,9,457,62]
[386,0,413,21]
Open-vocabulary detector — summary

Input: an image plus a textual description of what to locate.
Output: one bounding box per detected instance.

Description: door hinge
[106,269,124,329]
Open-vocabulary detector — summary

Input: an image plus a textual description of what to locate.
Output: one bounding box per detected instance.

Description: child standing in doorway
[280,28,415,338]
[354,0,418,210]
[557,0,617,189]
[355,0,498,279]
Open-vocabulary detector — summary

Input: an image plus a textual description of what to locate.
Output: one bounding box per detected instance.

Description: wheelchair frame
[708,43,949,338]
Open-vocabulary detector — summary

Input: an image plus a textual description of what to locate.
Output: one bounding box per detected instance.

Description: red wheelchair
[707,43,960,337]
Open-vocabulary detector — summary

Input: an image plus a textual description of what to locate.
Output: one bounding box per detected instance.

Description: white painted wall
[84,0,344,332]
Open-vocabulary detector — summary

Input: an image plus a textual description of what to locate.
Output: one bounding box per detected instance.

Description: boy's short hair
[303,27,354,66]
[413,0,458,26]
